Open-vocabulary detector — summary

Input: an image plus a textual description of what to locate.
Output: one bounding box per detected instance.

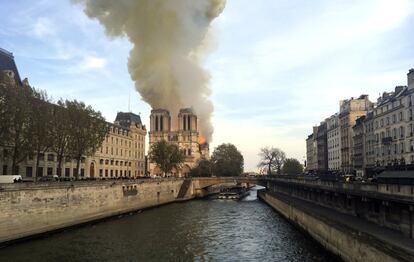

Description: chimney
[408,68,414,89]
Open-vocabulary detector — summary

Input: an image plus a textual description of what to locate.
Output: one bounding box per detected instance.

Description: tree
[257,147,286,175]
[211,143,244,177]
[51,100,71,177]
[66,100,109,178]
[149,140,185,176]
[29,89,54,180]
[0,74,35,175]
[282,158,303,175]
[189,159,212,177]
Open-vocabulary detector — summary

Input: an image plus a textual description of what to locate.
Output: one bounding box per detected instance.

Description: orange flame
[198,135,206,145]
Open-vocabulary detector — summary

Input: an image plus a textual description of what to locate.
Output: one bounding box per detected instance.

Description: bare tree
[258,147,286,175]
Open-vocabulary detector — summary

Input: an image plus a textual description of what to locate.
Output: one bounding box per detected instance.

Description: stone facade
[148,108,209,177]
[372,86,414,167]
[90,112,147,178]
[306,69,414,176]
[339,95,373,174]
[326,114,341,171]
[305,134,317,172]
[0,179,194,244]
[316,121,328,172]
[0,112,146,179]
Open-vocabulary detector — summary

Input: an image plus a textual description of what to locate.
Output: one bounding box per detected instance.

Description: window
[105,169,108,177]
[115,170,118,176]
[47,167,53,176]
[26,167,32,177]
[38,153,45,161]
[65,168,70,177]
[188,149,191,156]
[110,170,113,177]
[99,169,103,176]
[81,168,85,177]
[47,154,55,161]
[37,167,43,177]
[2,165,7,175]
[100,159,104,164]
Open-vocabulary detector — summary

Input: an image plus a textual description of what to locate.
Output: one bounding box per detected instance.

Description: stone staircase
[176,179,191,199]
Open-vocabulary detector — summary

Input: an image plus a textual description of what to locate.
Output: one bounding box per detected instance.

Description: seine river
[0,188,339,262]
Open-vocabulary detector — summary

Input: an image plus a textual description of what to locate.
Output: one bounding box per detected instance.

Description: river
[0,187,339,262]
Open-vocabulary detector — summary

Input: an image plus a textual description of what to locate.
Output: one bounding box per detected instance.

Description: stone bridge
[191,176,267,197]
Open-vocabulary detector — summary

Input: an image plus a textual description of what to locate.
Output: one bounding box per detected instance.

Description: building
[362,111,375,176]
[0,47,21,84]
[326,114,341,172]
[148,108,209,177]
[0,48,147,179]
[352,116,365,177]
[372,84,414,168]
[0,110,147,179]
[305,134,317,172]
[339,95,373,174]
[90,112,147,178]
[316,121,328,172]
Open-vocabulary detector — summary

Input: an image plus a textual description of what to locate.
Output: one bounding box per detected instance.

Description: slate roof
[0,47,21,84]
[115,112,142,127]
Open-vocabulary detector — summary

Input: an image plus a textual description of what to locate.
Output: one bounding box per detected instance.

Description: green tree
[189,158,212,177]
[29,89,54,180]
[211,143,244,177]
[257,147,286,175]
[66,100,109,178]
[51,100,72,176]
[282,158,304,175]
[149,140,185,177]
[0,74,35,175]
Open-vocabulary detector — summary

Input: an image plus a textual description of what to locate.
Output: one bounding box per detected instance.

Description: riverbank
[0,189,339,261]
[0,178,194,246]
[258,189,414,262]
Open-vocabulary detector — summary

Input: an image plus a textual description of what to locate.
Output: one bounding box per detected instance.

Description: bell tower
[178,108,198,132]
[150,109,171,133]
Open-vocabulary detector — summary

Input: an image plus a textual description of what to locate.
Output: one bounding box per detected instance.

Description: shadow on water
[0,186,341,262]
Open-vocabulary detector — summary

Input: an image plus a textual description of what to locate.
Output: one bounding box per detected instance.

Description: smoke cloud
[74,0,226,142]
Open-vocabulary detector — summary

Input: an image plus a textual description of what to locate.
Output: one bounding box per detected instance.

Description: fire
[198,135,206,145]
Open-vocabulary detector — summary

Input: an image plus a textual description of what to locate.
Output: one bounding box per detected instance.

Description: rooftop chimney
[408,68,414,89]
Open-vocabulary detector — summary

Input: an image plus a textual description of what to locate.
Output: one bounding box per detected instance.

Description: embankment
[0,178,193,245]
[258,190,414,262]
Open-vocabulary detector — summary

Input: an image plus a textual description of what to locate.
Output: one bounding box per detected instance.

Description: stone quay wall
[258,190,414,262]
[0,179,194,245]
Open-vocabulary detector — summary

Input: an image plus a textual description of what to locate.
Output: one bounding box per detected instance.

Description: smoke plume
[74,0,226,142]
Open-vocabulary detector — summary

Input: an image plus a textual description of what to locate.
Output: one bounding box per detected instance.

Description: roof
[377,170,414,179]
[179,108,194,114]
[115,112,142,127]
[0,47,21,84]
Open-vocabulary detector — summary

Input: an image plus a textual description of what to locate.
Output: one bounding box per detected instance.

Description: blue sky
[1,0,414,171]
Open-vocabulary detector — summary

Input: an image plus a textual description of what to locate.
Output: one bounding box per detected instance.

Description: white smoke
[74,0,226,142]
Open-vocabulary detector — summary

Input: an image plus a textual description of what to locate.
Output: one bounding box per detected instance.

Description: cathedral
[148,108,209,177]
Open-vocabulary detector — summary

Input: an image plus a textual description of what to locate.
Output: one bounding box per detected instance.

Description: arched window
[183,116,186,130]
[160,116,164,131]
[188,115,191,131]
[155,116,159,131]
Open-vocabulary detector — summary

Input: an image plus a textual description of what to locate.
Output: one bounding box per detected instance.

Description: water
[0,188,339,262]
